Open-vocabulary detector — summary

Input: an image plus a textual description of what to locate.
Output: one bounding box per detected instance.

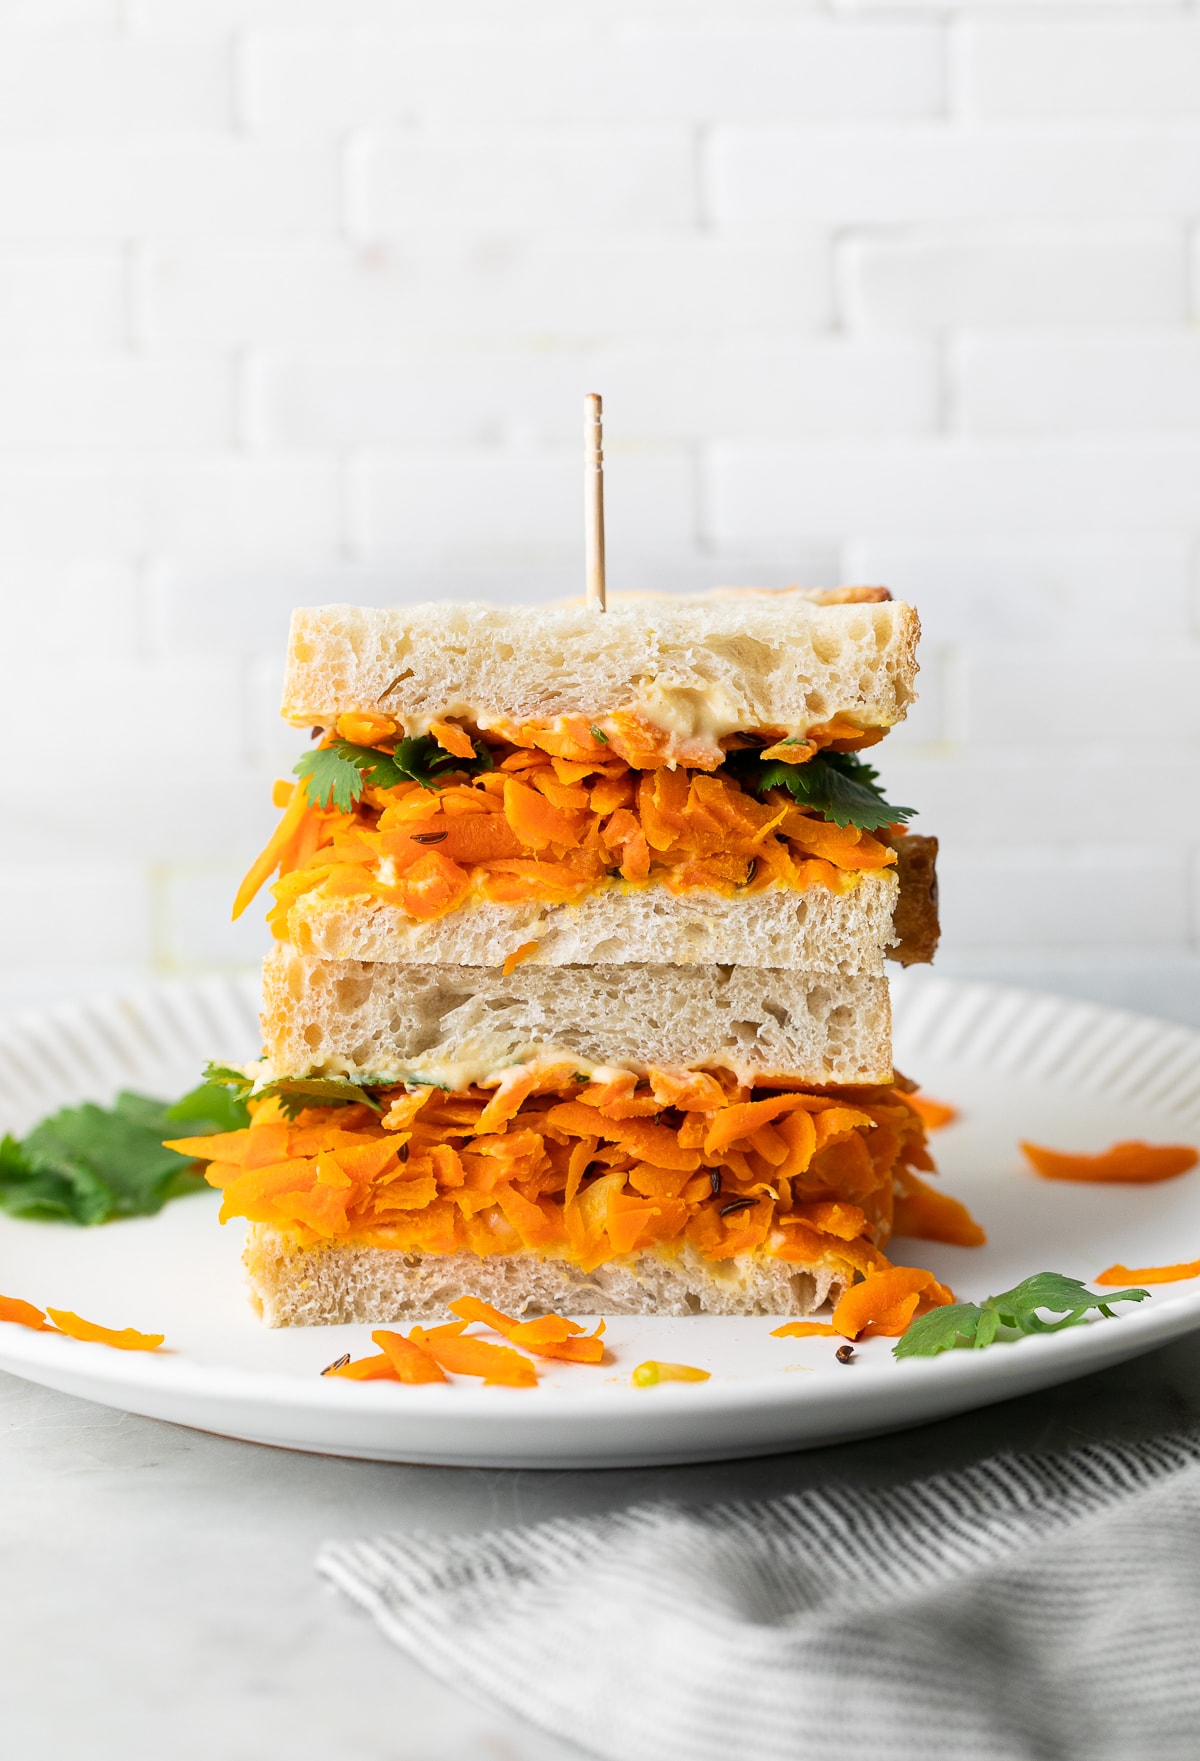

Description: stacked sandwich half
[172,590,971,1327]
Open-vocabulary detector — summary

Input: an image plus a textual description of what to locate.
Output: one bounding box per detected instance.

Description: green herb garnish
[722,747,913,833]
[0,1078,250,1226]
[589,725,609,745]
[893,1272,1149,1359]
[294,733,492,810]
[201,1062,382,1118]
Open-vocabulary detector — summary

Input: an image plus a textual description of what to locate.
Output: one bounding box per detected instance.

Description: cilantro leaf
[0,1087,247,1227]
[198,1063,384,1119]
[893,1272,1149,1359]
[393,734,492,790]
[166,1077,252,1135]
[294,741,405,811]
[723,748,913,832]
[295,734,492,808]
[257,1076,383,1118]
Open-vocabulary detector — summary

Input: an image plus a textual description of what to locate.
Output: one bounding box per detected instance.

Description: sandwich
[168,589,971,1328]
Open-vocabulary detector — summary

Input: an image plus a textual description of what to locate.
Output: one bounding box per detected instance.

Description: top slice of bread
[282,594,920,741]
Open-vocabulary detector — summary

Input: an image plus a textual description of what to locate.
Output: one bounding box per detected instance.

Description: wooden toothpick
[584,392,606,611]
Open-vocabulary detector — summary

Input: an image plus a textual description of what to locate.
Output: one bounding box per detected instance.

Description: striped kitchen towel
[318,1430,1200,1761]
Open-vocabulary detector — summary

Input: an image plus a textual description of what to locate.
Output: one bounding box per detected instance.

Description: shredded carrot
[409,1327,538,1387]
[502,940,539,976]
[907,1093,959,1131]
[770,1321,839,1338]
[831,1266,953,1341]
[0,1293,56,1332]
[325,1352,399,1381]
[234,722,900,928]
[171,1071,939,1285]
[892,1170,987,1247]
[372,1329,448,1382]
[45,1309,165,1352]
[449,1296,606,1364]
[429,718,477,759]
[1097,1258,1200,1286]
[336,711,397,745]
[631,1361,711,1386]
[1021,1140,1199,1185]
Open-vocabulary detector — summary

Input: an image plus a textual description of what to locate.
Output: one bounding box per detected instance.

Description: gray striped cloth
[318,1432,1200,1761]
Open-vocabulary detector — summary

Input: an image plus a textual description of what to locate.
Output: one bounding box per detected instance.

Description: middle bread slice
[261,946,893,1088]
[283,867,899,975]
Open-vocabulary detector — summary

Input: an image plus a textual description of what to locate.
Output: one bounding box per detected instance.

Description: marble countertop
[4,961,1199,1759]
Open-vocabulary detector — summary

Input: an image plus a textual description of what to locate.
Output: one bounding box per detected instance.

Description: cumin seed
[321,1353,351,1376]
[709,1169,721,1198]
[719,1196,757,1217]
[412,830,448,844]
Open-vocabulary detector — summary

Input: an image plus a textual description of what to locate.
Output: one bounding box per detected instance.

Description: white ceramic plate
[0,974,1198,1468]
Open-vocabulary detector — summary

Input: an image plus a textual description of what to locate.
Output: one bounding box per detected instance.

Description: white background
[1,0,1198,1022]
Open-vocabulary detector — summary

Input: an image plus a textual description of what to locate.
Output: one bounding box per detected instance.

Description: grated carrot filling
[234,720,899,929]
[1020,1140,1199,1185]
[1096,1258,1200,1286]
[164,1073,980,1293]
[892,1169,987,1247]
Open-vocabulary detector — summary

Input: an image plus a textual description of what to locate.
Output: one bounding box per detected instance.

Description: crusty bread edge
[245,1225,852,1326]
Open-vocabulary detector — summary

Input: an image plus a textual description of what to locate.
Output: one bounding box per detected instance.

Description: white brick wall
[0,2,1197,1015]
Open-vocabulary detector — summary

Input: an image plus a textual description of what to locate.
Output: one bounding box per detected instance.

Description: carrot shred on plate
[1096,1258,1200,1287]
[44,1309,165,1352]
[409,1326,538,1387]
[0,1293,56,1332]
[770,1321,839,1338]
[906,1093,959,1131]
[449,1295,606,1364]
[325,1352,399,1382]
[631,1361,711,1387]
[831,1266,954,1341]
[1020,1140,1199,1184]
[372,1329,448,1383]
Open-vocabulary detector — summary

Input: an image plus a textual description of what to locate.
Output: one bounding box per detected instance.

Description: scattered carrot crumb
[770,1321,839,1338]
[372,1329,448,1383]
[325,1352,399,1382]
[832,1265,954,1341]
[1097,1258,1200,1287]
[0,1294,56,1332]
[502,940,539,976]
[631,1360,711,1387]
[45,1309,164,1352]
[907,1094,959,1131]
[1020,1140,1198,1185]
[449,1296,606,1364]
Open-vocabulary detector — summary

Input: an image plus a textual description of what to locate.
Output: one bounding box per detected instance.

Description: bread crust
[285,871,900,975]
[281,596,920,740]
[244,1225,852,1326]
[260,947,894,1086]
[890,834,940,967]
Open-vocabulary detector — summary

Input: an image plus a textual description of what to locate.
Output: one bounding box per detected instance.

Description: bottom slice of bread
[245,1225,851,1326]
